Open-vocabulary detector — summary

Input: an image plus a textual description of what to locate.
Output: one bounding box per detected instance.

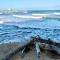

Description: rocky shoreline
[0,35,60,60]
[0,42,60,60]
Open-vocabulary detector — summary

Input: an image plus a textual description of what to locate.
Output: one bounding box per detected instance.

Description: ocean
[0,10,60,44]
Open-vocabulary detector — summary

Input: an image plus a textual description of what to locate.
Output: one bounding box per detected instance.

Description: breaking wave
[13,15,43,19]
[53,12,60,15]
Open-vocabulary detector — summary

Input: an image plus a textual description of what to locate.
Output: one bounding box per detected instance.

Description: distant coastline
[0,10,16,12]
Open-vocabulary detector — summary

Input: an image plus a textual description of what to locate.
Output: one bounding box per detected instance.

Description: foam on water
[53,12,60,15]
[13,15,43,19]
[0,21,4,24]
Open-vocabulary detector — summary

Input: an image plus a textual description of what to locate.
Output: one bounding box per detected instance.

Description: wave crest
[53,12,60,15]
[13,15,45,19]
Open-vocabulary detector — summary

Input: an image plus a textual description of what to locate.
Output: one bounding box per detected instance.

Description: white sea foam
[32,13,50,18]
[0,21,4,24]
[53,12,60,15]
[13,15,43,19]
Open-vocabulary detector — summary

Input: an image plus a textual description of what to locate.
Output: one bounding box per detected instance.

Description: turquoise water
[0,10,60,44]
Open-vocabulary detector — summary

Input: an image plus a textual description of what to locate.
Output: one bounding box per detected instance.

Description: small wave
[32,13,50,18]
[53,12,60,15]
[0,21,4,24]
[13,15,43,19]
[32,13,49,16]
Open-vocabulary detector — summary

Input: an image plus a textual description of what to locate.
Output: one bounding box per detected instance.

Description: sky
[0,0,60,10]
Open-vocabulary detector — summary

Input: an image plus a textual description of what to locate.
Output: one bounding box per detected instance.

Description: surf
[13,15,43,19]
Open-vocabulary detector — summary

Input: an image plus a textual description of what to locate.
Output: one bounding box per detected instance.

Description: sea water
[0,10,60,44]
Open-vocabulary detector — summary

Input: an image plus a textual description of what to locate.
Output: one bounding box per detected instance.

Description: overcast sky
[0,0,60,10]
